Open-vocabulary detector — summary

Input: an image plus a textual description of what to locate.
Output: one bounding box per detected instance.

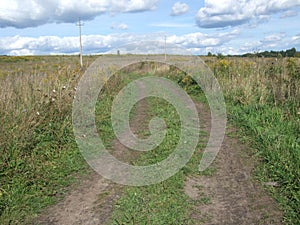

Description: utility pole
[164,35,167,61]
[77,17,84,68]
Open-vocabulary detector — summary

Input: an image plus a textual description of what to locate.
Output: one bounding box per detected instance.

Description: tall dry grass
[0,61,81,155]
[203,57,300,110]
[0,56,93,223]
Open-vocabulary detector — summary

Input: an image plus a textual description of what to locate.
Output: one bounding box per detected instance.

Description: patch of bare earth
[184,103,283,225]
[34,82,149,225]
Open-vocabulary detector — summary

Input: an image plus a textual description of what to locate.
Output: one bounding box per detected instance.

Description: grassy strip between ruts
[93,67,210,224]
[110,92,208,224]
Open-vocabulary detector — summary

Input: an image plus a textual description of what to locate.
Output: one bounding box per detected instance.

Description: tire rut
[184,103,283,225]
[34,82,149,225]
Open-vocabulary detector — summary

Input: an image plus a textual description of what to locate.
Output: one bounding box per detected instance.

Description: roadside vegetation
[203,56,300,224]
[0,55,299,224]
[0,56,96,224]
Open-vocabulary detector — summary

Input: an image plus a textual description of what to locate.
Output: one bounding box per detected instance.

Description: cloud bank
[0,30,240,55]
[196,0,300,28]
[1,30,299,56]
[0,0,159,28]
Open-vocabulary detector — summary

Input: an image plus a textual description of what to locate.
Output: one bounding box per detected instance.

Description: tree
[217,53,225,59]
[207,52,213,57]
[286,48,296,57]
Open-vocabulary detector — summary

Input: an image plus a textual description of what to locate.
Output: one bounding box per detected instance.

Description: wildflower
[62,85,66,90]
[36,112,40,116]
[74,87,77,91]
[51,98,55,102]
[52,89,56,93]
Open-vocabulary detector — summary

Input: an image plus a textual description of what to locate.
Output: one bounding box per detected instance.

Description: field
[0,55,299,224]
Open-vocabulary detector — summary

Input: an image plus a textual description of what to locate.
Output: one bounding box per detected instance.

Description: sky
[0,0,300,55]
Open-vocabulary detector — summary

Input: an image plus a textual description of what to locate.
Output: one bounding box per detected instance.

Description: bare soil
[35,100,283,225]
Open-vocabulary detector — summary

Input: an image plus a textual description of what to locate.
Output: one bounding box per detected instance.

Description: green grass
[90,68,208,224]
[111,96,204,225]
[202,56,300,224]
[227,103,300,224]
[0,106,89,224]
[0,56,94,224]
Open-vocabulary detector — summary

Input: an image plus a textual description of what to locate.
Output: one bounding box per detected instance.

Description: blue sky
[0,0,300,55]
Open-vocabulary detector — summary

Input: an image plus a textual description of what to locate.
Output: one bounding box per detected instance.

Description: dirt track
[184,103,282,224]
[35,99,282,225]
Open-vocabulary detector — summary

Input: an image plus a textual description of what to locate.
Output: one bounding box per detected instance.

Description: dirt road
[35,100,282,225]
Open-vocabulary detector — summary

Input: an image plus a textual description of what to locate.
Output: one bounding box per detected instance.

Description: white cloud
[196,0,300,28]
[171,2,189,16]
[169,29,240,48]
[10,49,35,55]
[111,0,158,13]
[262,33,286,43]
[280,10,298,18]
[156,29,236,50]
[0,30,240,55]
[256,33,300,51]
[0,0,159,28]
[291,34,300,47]
[1,29,298,56]
[111,23,129,30]
[292,33,300,41]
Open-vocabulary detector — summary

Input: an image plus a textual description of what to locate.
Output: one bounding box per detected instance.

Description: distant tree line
[242,48,299,58]
[207,47,300,58]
